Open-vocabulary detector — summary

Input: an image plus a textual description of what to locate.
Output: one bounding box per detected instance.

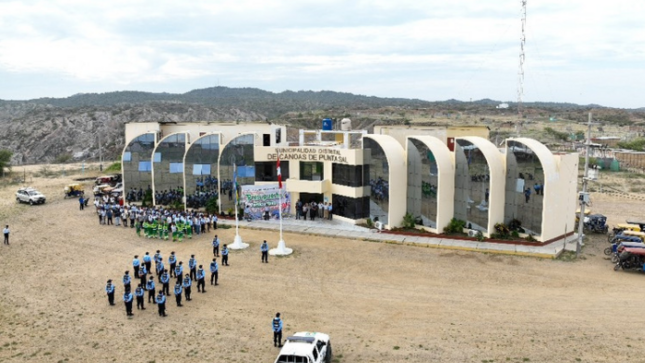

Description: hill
[0,87,644,164]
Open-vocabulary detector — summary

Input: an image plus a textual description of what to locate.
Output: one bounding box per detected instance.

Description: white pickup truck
[274,332,332,363]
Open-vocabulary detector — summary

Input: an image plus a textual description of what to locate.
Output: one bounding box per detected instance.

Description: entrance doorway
[300,193,323,204]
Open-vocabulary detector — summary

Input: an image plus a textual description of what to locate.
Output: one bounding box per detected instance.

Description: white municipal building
[122,120,579,243]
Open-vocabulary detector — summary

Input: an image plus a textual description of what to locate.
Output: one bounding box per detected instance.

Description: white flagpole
[271,159,292,256]
[234,164,239,236]
[230,163,248,250]
[278,184,283,242]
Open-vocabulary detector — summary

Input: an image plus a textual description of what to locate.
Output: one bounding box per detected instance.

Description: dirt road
[0,175,643,363]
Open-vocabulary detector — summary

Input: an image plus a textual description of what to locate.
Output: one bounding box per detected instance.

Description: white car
[16,187,47,205]
[274,332,332,363]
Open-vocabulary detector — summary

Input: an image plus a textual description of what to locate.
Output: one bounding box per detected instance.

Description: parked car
[274,332,332,363]
[95,174,122,186]
[16,187,46,205]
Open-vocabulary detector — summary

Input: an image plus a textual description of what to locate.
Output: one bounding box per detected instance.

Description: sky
[0,0,643,108]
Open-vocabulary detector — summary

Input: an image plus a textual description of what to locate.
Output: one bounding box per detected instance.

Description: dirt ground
[1,172,645,363]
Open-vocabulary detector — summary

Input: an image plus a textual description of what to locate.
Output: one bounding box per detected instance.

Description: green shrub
[402,213,416,229]
[494,223,511,238]
[205,197,219,214]
[366,218,374,228]
[444,218,466,234]
[142,189,153,207]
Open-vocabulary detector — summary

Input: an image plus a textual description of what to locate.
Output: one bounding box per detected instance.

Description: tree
[0,149,12,176]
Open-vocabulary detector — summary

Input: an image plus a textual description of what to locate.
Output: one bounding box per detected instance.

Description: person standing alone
[3,225,9,245]
[272,313,283,347]
[261,240,269,263]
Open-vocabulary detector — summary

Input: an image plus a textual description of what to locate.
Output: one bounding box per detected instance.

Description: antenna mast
[516,0,527,136]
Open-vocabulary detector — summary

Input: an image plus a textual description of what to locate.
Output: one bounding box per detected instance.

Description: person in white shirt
[212,214,218,230]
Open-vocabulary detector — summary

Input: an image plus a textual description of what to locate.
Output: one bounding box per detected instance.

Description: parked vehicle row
[604,220,645,273]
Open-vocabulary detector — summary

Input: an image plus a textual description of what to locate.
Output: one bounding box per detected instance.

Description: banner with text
[240,184,291,220]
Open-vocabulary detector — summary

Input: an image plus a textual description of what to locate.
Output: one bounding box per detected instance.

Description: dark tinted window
[255,161,290,182]
[332,194,369,219]
[332,164,364,187]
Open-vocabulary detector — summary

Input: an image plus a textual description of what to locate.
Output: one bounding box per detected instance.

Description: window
[255,161,290,181]
[169,163,184,173]
[153,152,161,163]
[192,164,212,175]
[276,128,282,144]
[277,355,309,363]
[312,347,319,361]
[123,152,132,162]
[300,162,324,181]
[332,164,364,187]
[332,194,370,219]
[138,161,152,172]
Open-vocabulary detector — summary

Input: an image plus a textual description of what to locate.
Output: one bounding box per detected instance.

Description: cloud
[0,0,643,107]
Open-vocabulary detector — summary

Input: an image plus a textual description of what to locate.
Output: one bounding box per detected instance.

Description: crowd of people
[92,198,219,242]
[294,199,333,221]
[105,246,225,318]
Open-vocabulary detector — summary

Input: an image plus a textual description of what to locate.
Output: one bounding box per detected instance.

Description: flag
[233,164,239,206]
[277,155,282,189]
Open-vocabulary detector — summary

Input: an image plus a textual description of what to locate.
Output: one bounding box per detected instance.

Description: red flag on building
[277,155,282,189]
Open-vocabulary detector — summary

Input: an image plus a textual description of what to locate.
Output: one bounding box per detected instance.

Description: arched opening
[504,140,546,235]
[363,138,390,225]
[184,134,220,210]
[152,133,187,207]
[454,140,490,233]
[219,134,255,214]
[407,138,440,229]
[122,133,155,203]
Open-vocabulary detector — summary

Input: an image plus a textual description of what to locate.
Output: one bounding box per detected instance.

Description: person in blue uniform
[261,240,269,263]
[132,255,141,278]
[173,282,183,307]
[123,291,134,316]
[196,265,206,293]
[146,276,156,304]
[122,271,131,292]
[222,244,229,266]
[105,279,115,306]
[138,264,148,287]
[175,261,184,284]
[212,235,220,257]
[154,250,162,275]
[272,313,283,347]
[156,257,165,281]
[168,252,177,278]
[182,275,192,301]
[134,284,145,310]
[155,290,167,317]
[143,252,152,274]
[210,258,219,285]
[189,254,197,281]
[160,269,170,296]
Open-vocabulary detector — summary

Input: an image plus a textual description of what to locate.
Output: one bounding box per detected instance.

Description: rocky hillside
[1,87,643,164]
[0,103,263,164]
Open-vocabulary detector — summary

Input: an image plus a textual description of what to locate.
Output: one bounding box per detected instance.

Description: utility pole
[576,112,593,257]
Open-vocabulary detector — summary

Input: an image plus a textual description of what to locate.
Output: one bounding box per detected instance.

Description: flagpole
[230,162,248,250]
[278,184,283,242]
[234,164,239,236]
[270,154,292,256]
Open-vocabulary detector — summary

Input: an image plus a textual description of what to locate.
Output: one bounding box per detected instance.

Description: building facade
[122,122,578,242]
